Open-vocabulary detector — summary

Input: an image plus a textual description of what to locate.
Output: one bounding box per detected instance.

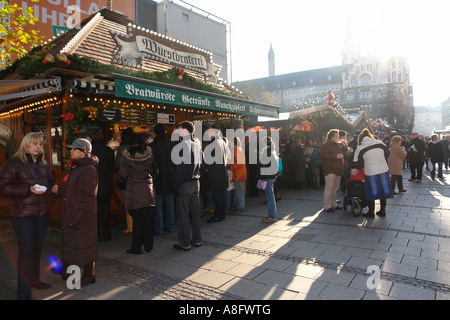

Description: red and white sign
[11,0,135,42]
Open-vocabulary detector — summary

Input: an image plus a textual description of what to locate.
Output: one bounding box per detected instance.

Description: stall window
[29,107,46,120]
[25,102,63,167]
[26,106,47,144]
[30,124,47,143]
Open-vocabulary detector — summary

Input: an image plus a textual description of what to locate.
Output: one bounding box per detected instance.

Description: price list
[122,109,144,125]
[98,108,159,126]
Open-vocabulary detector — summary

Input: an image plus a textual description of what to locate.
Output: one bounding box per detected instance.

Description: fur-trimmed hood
[122,146,152,161]
[118,146,156,210]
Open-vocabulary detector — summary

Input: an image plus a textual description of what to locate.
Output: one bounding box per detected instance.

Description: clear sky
[184,0,450,107]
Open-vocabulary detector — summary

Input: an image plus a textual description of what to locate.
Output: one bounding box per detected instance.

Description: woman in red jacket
[0,132,58,300]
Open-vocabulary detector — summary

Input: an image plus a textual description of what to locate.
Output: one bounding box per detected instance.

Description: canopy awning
[71,79,115,91]
[0,78,62,102]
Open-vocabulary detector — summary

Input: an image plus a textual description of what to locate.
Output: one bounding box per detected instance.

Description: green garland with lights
[0,46,243,99]
[62,98,116,181]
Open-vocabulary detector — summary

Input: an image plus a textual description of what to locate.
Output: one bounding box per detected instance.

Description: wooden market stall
[0,9,280,228]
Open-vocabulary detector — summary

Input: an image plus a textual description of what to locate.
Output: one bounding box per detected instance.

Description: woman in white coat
[351,129,393,217]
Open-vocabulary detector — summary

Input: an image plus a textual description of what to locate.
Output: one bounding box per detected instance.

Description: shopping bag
[257,179,267,190]
[227,169,234,191]
[277,158,283,173]
[427,162,434,172]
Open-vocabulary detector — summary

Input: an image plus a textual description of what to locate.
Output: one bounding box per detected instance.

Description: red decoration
[64,159,73,169]
[327,90,336,106]
[60,113,75,121]
[62,173,70,183]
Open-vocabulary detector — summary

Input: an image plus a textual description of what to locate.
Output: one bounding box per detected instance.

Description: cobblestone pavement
[1,168,450,300]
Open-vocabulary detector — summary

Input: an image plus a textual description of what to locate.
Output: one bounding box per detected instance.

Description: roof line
[60,12,104,54]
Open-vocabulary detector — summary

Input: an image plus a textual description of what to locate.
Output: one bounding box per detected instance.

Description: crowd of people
[1,122,448,299]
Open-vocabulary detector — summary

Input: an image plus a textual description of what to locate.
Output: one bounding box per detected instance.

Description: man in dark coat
[91,130,115,241]
[171,121,203,250]
[204,126,229,222]
[149,124,175,234]
[427,134,445,180]
[441,135,450,170]
[407,132,426,182]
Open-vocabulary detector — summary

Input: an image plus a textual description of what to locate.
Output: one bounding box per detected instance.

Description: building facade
[413,106,442,137]
[233,48,414,134]
[341,55,414,133]
[441,96,450,128]
[155,0,229,83]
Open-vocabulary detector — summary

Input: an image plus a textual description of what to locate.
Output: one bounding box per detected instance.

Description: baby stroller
[343,180,368,216]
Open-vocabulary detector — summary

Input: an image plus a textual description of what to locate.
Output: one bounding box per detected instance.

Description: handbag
[257,179,267,190]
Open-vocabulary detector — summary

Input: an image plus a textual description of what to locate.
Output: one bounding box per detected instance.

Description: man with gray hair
[172,121,203,250]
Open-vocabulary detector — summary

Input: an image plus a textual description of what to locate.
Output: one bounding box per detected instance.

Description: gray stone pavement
[1,168,450,300]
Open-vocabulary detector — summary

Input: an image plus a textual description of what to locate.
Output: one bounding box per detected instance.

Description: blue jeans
[154,193,175,233]
[264,178,277,220]
[233,180,245,210]
[224,189,230,209]
[12,214,49,300]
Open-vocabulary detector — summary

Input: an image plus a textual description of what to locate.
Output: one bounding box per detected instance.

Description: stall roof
[259,112,289,122]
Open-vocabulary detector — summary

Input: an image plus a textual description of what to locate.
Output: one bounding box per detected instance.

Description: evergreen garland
[0,48,244,99]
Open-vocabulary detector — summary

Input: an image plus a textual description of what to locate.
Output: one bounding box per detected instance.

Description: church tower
[268,42,275,77]
[342,22,359,65]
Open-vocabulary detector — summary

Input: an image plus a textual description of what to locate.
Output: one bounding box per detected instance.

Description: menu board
[98,108,159,126]
[144,111,157,126]
[123,109,145,125]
